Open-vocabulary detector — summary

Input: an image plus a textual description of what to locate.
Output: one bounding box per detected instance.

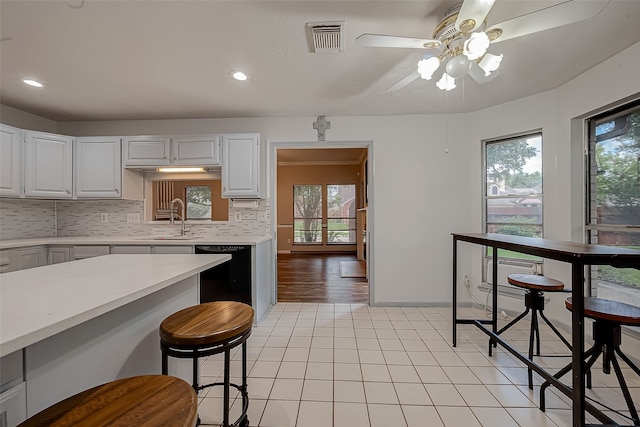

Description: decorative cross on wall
[313,116,331,141]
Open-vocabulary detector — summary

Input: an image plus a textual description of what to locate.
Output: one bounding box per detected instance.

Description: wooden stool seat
[160,301,254,347]
[541,297,640,423]
[507,274,565,292]
[489,274,571,389]
[565,297,640,326]
[19,375,197,427]
[160,301,254,427]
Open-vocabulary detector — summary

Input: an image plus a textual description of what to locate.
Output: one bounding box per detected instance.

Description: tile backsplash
[0,198,271,240]
[0,199,57,240]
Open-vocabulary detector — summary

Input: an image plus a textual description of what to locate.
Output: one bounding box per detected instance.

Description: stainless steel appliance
[195,245,252,305]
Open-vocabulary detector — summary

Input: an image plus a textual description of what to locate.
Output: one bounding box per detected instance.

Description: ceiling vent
[306,21,344,53]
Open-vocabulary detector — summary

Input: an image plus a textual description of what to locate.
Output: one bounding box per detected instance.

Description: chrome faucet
[169,198,187,236]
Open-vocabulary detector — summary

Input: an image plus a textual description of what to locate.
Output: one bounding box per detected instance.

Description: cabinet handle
[173,156,177,160]
[115,189,119,193]
[66,189,71,194]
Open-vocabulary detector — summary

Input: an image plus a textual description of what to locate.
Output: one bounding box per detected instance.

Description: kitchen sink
[134,235,202,241]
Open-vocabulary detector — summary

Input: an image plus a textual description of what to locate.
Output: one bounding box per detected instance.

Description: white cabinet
[72,246,110,260]
[0,382,27,426]
[0,124,23,198]
[48,247,71,265]
[221,133,262,198]
[152,246,193,254]
[15,247,47,271]
[123,136,170,166]
[171,135,221,166]
[110,245,152,254]
[75,137,122,198]
[0,249,16,274]
[24,131,73,198]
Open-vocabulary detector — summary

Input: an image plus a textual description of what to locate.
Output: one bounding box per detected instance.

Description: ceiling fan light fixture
[417,56,440,80]
[478,52,503,76]
[463,31,490,60]
[436,73,456,91]
[445,54,471,79]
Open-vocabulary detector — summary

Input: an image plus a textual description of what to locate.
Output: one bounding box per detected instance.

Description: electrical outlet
[257,212,267,221]
[234,211,242,222]
[127,213,140,223]
[464,275,470,288]
[100,213,108,223]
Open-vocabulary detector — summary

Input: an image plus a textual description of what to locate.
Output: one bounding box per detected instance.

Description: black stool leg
[161,348,168,375]
[240,341,249,427]
[489,308,530,356]
[539,310,572,350]
[224,348,230,427]
[610,352,640,425]
[192,356,199,391]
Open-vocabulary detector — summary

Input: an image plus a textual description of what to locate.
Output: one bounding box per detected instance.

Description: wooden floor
[277,252,369,303]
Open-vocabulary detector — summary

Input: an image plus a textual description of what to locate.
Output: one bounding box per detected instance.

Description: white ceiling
[1,0,640,122]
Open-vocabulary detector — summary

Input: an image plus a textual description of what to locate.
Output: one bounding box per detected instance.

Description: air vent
[306,21,344,53]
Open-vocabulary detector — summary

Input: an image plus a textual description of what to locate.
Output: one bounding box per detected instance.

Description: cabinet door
[48,247,71,265]
[0,249,16,274]
[221,134,261,198]
[123,136,170,166]
[75,137,122,198]
[24,131,73,198]
[0,382,27,426]
[110,246,152,254]
[15,247,47,271]
[0,124,23,197]
[171,135,221,166]
[152,246,193,254]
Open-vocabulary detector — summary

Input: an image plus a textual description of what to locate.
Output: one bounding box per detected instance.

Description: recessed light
[23,79,44,88]
[232,71,248,81]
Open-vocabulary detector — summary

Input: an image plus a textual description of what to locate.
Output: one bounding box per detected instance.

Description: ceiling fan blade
[468,63,500,84]
[456,0,496,33]
[356,34,441,49]
[487,0,609,44]
[386,70,421,93]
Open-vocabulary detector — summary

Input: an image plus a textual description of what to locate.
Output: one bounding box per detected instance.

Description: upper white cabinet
[75,137,122,198]
[221,133,262,199]
[0,124,23,197]
[123,136,170,166]
[171,135,221,166]
[24,131,73,198]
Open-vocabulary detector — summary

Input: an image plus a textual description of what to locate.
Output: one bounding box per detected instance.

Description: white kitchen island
[0,253,230,420]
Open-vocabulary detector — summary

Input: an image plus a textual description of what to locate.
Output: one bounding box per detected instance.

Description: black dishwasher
[195,245,252,305]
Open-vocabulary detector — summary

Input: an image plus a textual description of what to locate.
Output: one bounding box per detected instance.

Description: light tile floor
[196,303,640,426]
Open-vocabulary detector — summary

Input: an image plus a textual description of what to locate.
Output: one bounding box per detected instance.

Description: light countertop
[0,235,271,250]
[0,253,230,357]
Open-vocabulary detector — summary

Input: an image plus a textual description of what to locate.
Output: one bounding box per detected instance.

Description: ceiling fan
[356,0,609,92]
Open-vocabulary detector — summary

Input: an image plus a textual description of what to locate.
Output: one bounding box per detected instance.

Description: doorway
[269,142,373,305]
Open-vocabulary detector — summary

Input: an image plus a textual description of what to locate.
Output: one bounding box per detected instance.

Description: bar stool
[541,297,640,425]
[18,375,198,426]
[160,301,254,427]
[489,274,572,389]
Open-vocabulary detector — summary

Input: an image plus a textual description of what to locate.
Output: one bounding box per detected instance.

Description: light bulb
[463,32,490,60]
[417,57,440,80]
[478,53,503,76]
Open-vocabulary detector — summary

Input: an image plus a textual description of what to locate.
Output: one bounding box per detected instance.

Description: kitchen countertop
[0,235,271,250]
[0,253,231,357]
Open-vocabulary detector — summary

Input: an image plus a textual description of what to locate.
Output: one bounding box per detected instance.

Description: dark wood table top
[566,297,640,326]
[507,274,565,292]
[160,301,254,346]
[19,375,198,427]
[452,233,640,267]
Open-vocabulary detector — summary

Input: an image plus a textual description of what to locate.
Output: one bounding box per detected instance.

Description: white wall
[12,41,640,310]
[0,104,57,133]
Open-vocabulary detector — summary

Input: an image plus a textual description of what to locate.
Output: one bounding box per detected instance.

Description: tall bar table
[451,233,640,427]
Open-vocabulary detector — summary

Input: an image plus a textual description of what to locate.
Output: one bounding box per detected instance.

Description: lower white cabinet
[0,382,27,427]
[48,247,71,265]
[110,246,152,254]
[72,246,110,260]
[0,250,16,274]
[15,247,47,271]
[152,246,193,254]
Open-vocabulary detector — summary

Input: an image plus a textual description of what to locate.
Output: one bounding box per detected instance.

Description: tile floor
[196,303,639,427]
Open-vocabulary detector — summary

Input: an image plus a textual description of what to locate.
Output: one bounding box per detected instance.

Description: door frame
[268,140,375,306]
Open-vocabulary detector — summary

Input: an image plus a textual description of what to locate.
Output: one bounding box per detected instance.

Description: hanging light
[445,53,471,79]
[417,56,440,80]
[436,73,456,91]
[463,32,490,60]
[478,53,503,76]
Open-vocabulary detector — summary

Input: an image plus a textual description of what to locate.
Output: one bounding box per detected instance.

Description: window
[185,185,212,220]
[293,183,358,245]
[294,184,322,243]
[327,184,356,244]
[586,101,640,302]
[484,132,543,260]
